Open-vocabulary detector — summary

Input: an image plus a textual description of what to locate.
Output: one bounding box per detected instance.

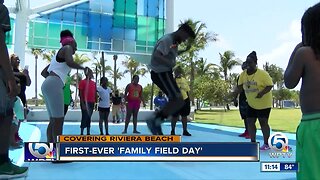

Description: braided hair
[301,3,320,57]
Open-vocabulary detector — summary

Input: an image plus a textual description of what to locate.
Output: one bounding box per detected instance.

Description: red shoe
[239,130,248,137]
[245,134,250,139]
[15,133,23,143]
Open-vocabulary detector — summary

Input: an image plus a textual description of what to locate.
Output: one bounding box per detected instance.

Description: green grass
[194,109,301,133]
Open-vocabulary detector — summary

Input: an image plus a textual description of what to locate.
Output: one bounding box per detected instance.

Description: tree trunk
[150,82,154,110]
[102,52,105,78]
[196,98,200,110]
[226,103,230,111]
[35,56,38,106]
[114,58,117,91]
[190,59,195,106]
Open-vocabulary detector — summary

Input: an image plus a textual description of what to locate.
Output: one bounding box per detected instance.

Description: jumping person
[41,29,92,142]
[147,22,196,135]
[284,3,320,179]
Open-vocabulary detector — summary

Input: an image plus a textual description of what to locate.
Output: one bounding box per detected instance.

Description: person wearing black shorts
[233,51,273,150]
[237,62,249,139]
[147,23,196,135]
[97,77,112,135]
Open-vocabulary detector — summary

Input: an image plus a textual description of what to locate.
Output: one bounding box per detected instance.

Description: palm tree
[219,50,241,82]
[263,62,284,89]
[229,72,240,88]
[108,67,124,91]
[218,50,241,110]
[91,52,101,79]
[195,57,221,79]
[122,56,148,81]
[31,48,43,106]
[177,19,217,104]
[31,49,56,106]
[72,53,90,104]
[42,50,56,63]
[112,55,120,90]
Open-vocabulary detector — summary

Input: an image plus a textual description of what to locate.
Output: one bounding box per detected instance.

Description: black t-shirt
[112,96,122,105]
[13,68,27,92]
[0,4,11,33]
[13,68,27,104]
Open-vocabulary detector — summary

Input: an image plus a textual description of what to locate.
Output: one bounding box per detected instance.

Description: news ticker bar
[261,162,298,172]
[58,135,181,143]
[25,142,259,162]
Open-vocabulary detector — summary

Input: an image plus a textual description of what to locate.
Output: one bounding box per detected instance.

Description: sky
[5,0,320,100]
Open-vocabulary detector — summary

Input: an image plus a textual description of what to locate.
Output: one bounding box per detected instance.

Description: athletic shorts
[173,98,191,117]
[246,105,271,119]
[127,100,140,110]
[296,113,320,180]
[41,76,64,118]
[151,71,181,100]
[239,102,248,120]
[98,107,110,120]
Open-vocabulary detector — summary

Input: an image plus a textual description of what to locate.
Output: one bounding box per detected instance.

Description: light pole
[35,53,38,106]
[113,55,118,91]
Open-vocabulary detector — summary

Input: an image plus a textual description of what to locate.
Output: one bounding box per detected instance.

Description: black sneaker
[171,131,175,135]
[0,161,28,179]
[154,117,163,135]
[183,131,192,136]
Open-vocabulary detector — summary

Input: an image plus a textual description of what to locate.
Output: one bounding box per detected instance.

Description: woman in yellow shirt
[237,51,273,150]
[171,67,191,136]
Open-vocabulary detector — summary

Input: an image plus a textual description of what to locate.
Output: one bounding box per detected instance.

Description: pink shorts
[127,100,140,110]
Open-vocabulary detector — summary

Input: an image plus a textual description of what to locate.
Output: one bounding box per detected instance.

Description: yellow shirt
[176,77,190,100]
[238,69,273,110]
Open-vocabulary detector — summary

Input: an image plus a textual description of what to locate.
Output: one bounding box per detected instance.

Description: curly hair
[301,3,320,56]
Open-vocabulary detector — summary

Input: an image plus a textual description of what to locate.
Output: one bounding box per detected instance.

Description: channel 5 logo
[24,143,56,161]
[268,132,292,158]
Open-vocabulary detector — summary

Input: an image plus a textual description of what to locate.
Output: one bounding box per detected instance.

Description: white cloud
[213,35,232,51]
[257,20,302,89]
[259,20,301,70]
[277,20,301,42]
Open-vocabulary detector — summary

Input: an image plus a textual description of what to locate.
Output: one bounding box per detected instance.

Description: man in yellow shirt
[235,51,273,150]
[171,67,191,136]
